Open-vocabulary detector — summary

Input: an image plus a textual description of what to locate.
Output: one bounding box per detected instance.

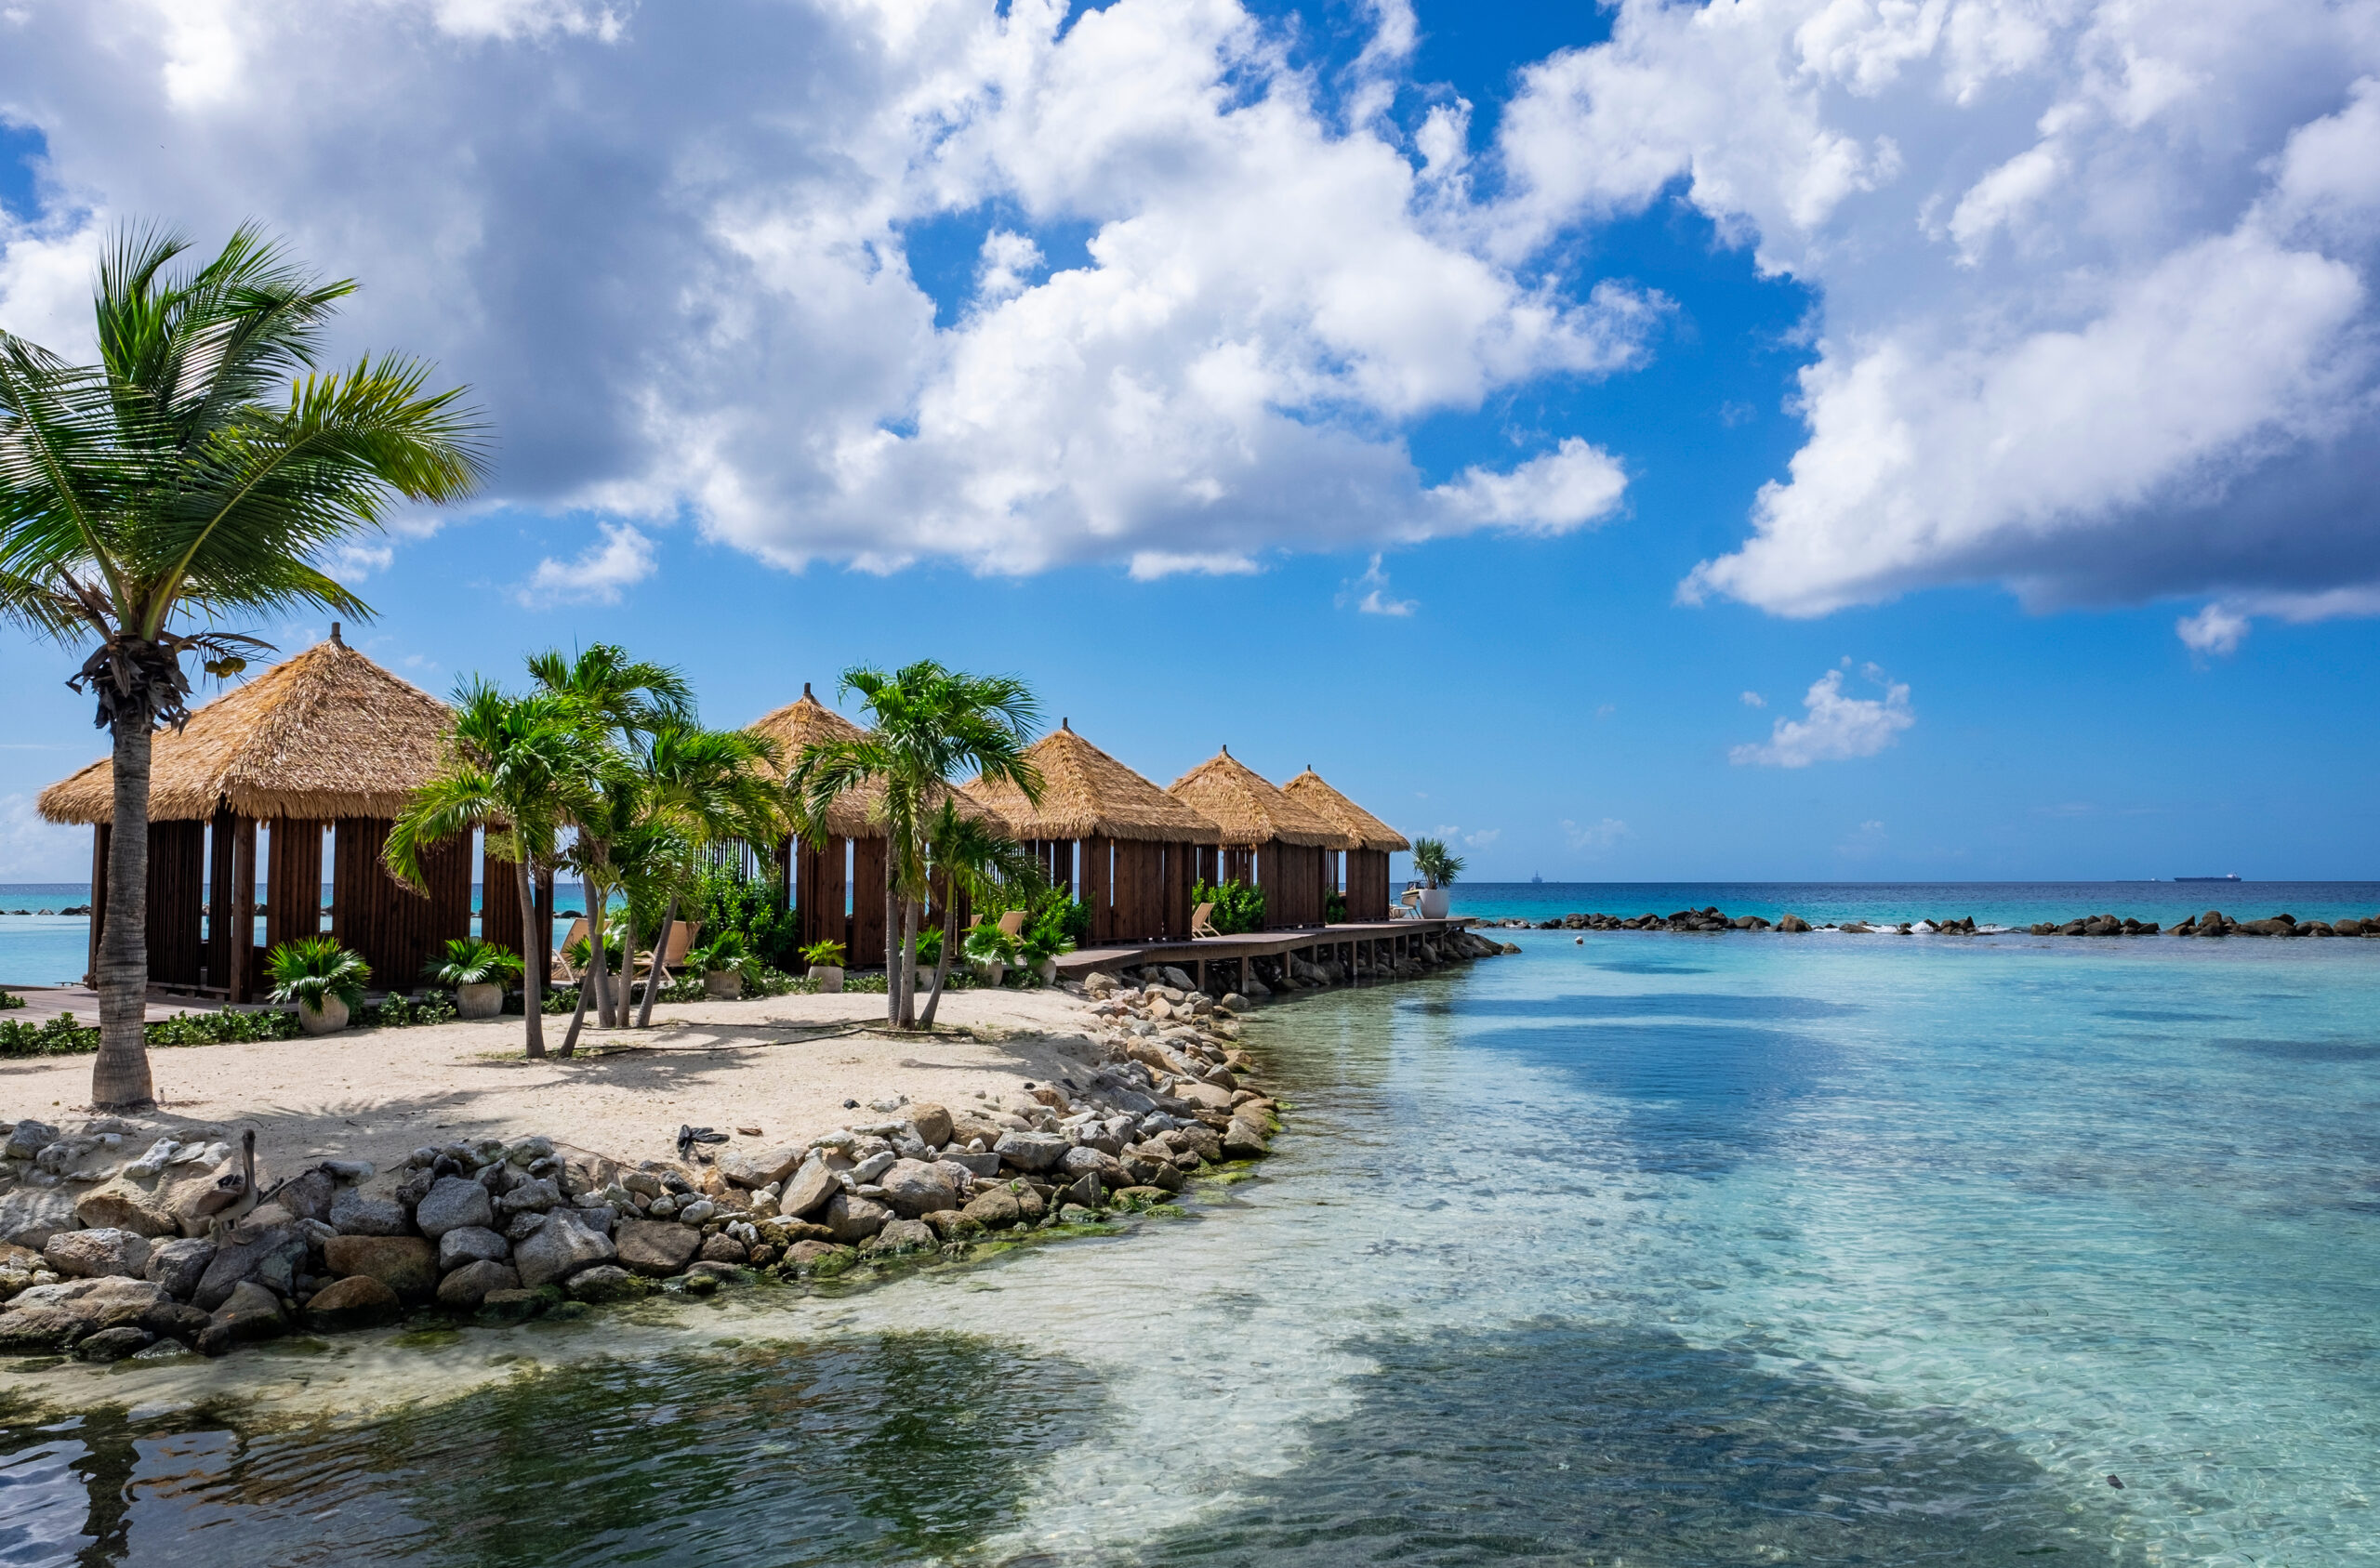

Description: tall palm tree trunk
[884,863,900,1025]
[896,897,922,1029]
[561,956,595,1054]
[620,903,641,1030]
[515,857,546,1058]
[581,871,613,1032]
[634,891,676,1029]
[919,897,959,1029]
[92,720,156,1110]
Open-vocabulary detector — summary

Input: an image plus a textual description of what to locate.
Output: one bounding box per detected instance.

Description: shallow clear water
[5,931,2377,1565]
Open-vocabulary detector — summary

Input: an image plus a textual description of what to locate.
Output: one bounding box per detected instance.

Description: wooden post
[86,823,110,987]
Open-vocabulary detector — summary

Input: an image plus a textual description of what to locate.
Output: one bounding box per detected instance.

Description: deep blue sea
[3,886,2373,1564]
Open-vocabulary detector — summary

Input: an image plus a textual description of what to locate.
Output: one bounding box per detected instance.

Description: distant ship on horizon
[2175,874,2242,882]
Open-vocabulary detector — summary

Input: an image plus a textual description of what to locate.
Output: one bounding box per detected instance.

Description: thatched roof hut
[968,721,1219,843]
[1282,768,1409,852]
[37,631,452,825]
[1166,749,1352,850]
[748,683,1007,839]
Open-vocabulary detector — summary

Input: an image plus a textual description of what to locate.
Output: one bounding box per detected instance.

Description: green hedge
[0,1007,304,1058]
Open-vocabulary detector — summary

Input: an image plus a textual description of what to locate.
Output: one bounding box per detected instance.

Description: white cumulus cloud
[1339,554,1415,615]
[0,792,89,881]
[1731,665,1913,769]
[1562,816,1632,851]
[522,522,657,606]
[2175,602,2250,656]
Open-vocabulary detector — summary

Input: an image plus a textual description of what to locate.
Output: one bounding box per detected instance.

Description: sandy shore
[1,988,1111,1179]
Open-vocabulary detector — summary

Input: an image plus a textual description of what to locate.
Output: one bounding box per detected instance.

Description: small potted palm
[802,939,847,994]
[1018,911,1074,986]
[1410,838,1464,919]
[427,936,523,1020]
[266,936,372,1035]
[686,931,747,999]
[963,919,1021,987]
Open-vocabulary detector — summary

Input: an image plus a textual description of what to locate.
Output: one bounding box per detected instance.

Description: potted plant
[427,936,523,1020]
[801,938,847,994]
[1410,838,1464,919]
[963,919,1021,987]
[265,936,372,1035]
[1018,906,1075,986]
[685,931,747,999]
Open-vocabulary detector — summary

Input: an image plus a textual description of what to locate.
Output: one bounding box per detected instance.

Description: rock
[614,1219,702,1277]
[685,1261,745,1287]
[73,1181,179,1238]
[876,1159,959,1219]
[698,1232,748,1264]
[504,1210,548,1243]
[322,1159,376,1183]
[0,1278,170,1351]
[193,1223,308,1311]
[436,1258,522,1310]
[566,1264,642,1303]
[1174,1081,1236,1113]
[1222,1116,1272,1161]
[328,1189,412,1236]
[511,1209,615,1288]
[496,1177,562,1217]
[1170,1124,1223,1164]
[718,1144,806,1189]
[570,1202,617,1235]
[0,1189,80,1249]
[270,1167,337,1222]
[908,1103,954,1147]
[144,1237,217,1299]
[921,1209,980,1241]
[414,1175,496,1238]
[1778,914,1811,933]
[129,1338,197,1364]
[864,1218,935,1257]
[197,1280,288,1354]
[1057,1145,1123,1188]
[45,1228,152,1280]
[823,1192,892,1244]
[778,1155,840,1219]
[959,1188,1022,1231]
[675,1198,718,1227]
[323,1235,439,1301]
[476,1288,539,1323]
[1061,1173,1104,1211]
[75,1324,155,1363]
[937,1148,1001,1178]
[2,1121,59,1161]
[993,1130,1068,1173]
[783,1239,854,1274]
[1112,1186,1174,1210]
[437,1226,510,1272]
[848,1151,896,1185]
[302,1274,401,1331]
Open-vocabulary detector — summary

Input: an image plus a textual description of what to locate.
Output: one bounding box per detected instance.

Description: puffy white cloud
[0,792,87,881]
[1339,554,1415,615]
[522,522,656,605]
[0,0,1651,585]
[1491,0,2380,625]
[1739,690,1765,707]
[1731,664,1913,768]
[2175,602,2250,656]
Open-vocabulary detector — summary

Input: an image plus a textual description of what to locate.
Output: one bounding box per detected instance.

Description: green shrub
[3,1008,304,1057]
[360,992,458,1028]
[689,862,801,973]
[265,936,371,1009]
[1325,889,1348,925]
[684,930,748,974]
[0,989,23,1010]
[426,936,523,988]
[1194,878,1265,934]
[964,918,1022,967]
[800,939,847,967]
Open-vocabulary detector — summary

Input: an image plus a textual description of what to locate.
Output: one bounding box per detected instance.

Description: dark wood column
[148,821,207,987]
[265,818,325,955]
[851,836,888,968]
[86,824,110,986]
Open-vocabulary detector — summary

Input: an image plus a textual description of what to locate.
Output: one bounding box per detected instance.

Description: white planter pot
[705,969,745,999]
[298,995,350,1035]
[1418,888,1451,919]
[972,959,1006,988]
[1035,957,1058,986]
[455,982,504,1020]
[809,964,844,994]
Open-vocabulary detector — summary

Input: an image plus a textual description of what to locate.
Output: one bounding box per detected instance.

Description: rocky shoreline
[0,932,1508,1366]
[1479,906,2380,938]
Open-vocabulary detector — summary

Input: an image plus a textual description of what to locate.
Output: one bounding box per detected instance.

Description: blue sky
[3,0,2377,883]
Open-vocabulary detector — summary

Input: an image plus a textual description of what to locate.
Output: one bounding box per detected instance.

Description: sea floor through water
[4,929,2377,1565]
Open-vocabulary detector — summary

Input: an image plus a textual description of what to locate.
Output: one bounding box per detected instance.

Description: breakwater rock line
[1473,906,2380,939]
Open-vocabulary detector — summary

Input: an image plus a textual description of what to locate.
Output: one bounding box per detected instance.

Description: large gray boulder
[0,1277,170,1351]
[614,1219,700,1276]
[718,1143,806,1189]
[73,1180,179,1238]
[876,1159,959,1219]
[992,1130,1068,1174]
[435,1258,520,1310]
[496,1177,562,1217]
[778,1155,840,1219]
[0,1189,79,1249]
[414,1176,495,1238]
[192,1221,308,1311]
[322,1235,438,1302]
[328,1189,412,1236]
[437,1226,511,1272]
[2,1121,59,1161]
[511,1208,615,1288]
[1057,1145,1124,1187]
[823,1192,892,1244]
[144,1237,218,1299]
[269,1167,337,1222]
[45,1227,152,1280]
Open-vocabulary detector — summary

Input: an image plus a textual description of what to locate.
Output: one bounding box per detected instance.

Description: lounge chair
[551,917,590,982]
[997,909,1029,939]
[634,920,701,981]
[1190,902,1222,940]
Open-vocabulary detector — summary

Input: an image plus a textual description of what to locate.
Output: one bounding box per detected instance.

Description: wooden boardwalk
[1053,917,1474,991]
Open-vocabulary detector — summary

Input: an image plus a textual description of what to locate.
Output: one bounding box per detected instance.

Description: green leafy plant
[0,989,23,1009]
[264,936,371,1010]
[963,919,1023,968]
[1017,903,1077,968]
[1411,838,1464,889]
[426,936,523,988]
[914,925,945,971]
[565,929,626,970]
[5,1008,306,1058]
[691,862,802,973]
[685,930,748,974]
[359,992,457,1028]
[1325,889,1348,925]
[1194,878,1266,935]
[800,939,847,967]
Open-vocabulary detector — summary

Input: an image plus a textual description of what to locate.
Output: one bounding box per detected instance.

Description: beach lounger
[551,917,589,982]
[634,920,701,981]
[1190,902,1222,940]
[997,909,1028,938]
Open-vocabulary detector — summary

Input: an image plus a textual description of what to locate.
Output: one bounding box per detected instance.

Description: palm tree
[786,661,1042,1028]
[916,798,1043,1029]
[630,722,784,1028]
[527,645,693,1028]
[385,683,602,1059]
[0,224,483,1110]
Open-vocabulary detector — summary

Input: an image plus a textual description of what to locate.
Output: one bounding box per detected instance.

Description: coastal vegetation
[1192,878,1266,935]
[0,224,485,1110]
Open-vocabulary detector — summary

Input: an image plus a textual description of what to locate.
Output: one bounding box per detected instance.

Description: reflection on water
[3,933,2375,1567]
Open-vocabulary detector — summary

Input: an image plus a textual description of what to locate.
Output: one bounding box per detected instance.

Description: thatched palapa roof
[968,721,1220,844]
[1282,767,1409,852]
[747,683,1007,840]
[37,632,453,825]
[1166,749,1352,850]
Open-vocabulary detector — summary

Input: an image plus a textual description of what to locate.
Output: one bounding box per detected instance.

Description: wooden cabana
[33,629,522,1001]
[966,720,1220,944]
[1166,750,1353,930]
[747,684,1007,968]
[1283,768,1410,921]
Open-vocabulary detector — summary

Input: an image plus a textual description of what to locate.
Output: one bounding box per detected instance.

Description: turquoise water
[4,926,2376,1563]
